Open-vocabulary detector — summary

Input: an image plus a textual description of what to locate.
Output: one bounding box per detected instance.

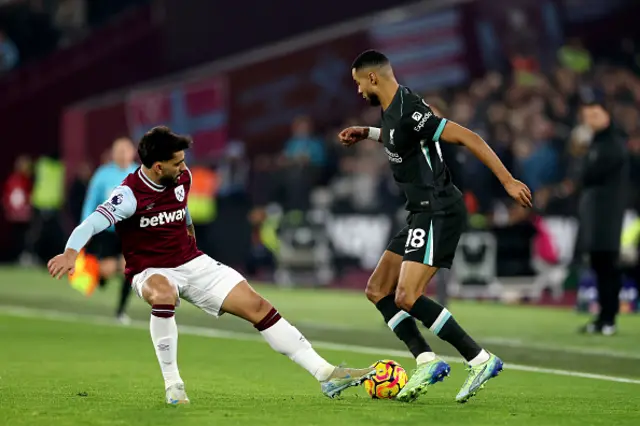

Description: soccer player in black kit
[339,50,532,403]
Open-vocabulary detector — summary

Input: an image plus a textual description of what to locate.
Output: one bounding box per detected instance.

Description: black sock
[375,295,432,358]
[116,277,132,316]
[409,295,482,362]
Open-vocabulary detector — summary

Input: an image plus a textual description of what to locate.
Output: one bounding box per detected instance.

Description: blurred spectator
[504,8,541,85]
[250,155,277,207]
[2,155,32,262]
[517,114,560,192]
[246,206,278,278]
[273,116,328,212]
[54,0,86,46]
[67,160,93,226]
[280,154,314,212]
[217,141,249,199]
[574,103,629,334]
[283,116,327,167]
[558,38,592,74]
[629,134,640,210]
[26,153,65,264]
[329,140,390,213]
[187,163,219,256]
[615,37,640,74]
[0,29,18,71]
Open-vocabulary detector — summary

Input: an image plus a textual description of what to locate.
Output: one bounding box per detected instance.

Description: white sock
[259,315,334,381]
[468,349,490,367]
[150,305,183,389]
[416,351,437,365]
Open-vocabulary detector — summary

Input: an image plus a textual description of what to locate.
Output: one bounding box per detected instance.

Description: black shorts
[86,232,122,260]
[387,198,467,269]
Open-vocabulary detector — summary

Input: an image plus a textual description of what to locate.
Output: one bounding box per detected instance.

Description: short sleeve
[400,98,448,142]
[95,185,137,226]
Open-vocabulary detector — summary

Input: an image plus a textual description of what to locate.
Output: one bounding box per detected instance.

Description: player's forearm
[185,207,196,239]
[65,212,111,252]
[187,224,196,240]
[462,133,513,185]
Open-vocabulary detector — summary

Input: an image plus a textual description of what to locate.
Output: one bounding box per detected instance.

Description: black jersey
[381,86,462,212]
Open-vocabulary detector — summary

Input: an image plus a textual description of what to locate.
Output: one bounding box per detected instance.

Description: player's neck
[140,166,165,187]
[380,81,400,111]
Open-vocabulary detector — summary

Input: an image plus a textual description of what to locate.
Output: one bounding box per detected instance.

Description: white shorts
[131,254,245,317]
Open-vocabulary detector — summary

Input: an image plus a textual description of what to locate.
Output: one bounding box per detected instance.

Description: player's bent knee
[142,274,178,306]
[394,289,418,312]
[222,280,274,324]
[366,251,402,303]
[247,291,272,318]
[365,277,390,304]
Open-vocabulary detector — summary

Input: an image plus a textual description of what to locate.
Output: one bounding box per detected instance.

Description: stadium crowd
[251,55,640,220]
[0,0,150,72]
[4,38,640,279]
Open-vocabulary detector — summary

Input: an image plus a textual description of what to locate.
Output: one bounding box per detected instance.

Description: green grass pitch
[1,267,639,425]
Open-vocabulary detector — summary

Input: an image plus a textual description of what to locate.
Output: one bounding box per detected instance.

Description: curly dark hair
[137,126,192,168]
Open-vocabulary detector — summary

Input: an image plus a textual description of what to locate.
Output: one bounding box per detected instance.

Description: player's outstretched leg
[395,261,502,403]
[140,274,188,405]
[221,280,375,398]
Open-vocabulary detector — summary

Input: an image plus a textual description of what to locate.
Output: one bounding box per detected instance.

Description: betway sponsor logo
[140,208,186,228]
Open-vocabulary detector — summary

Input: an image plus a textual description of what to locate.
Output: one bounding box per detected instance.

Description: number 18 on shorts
[386,202,466,269]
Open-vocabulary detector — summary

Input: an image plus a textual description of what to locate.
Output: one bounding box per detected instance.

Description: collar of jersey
[384,85,406,115]
[138,168,165,192]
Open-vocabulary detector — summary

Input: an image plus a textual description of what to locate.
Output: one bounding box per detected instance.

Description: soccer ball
[363,359,408,399]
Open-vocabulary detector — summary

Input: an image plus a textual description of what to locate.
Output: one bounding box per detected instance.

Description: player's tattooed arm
[440,122,533,208]
[185,207,196,241]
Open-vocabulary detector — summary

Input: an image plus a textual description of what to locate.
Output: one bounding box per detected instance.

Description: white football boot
[166,383,189,405]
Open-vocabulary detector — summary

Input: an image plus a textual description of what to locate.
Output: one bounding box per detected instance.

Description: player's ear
[152,162,163,174]
[368,72,376,85]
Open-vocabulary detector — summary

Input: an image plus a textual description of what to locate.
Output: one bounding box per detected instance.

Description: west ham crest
[174,185,185,202]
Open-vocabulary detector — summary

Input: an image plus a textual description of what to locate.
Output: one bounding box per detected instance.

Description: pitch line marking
[2,305,640,386]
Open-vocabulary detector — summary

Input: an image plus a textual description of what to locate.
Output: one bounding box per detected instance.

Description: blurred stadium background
[2,0,640,308]
[1,0,640,424]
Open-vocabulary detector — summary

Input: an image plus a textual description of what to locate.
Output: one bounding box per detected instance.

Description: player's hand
[338,127,369,146]
[504,178,533,208]
[47,250,77,280]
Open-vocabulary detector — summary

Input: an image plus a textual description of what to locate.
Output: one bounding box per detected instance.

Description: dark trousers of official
[590,250,622,325]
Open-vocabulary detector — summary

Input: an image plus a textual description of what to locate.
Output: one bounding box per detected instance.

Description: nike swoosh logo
[405,249,419,254]
[469,365,488,389]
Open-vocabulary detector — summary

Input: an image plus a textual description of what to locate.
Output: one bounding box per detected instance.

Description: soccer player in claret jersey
[339,50,533,403]
[48,126,374,404]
